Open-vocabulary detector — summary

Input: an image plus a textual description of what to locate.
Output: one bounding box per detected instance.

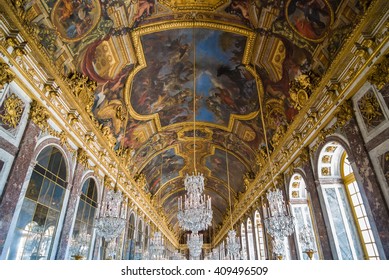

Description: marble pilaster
[0,120,40,255]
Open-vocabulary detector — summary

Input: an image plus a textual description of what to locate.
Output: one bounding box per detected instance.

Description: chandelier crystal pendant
[177,172,212,233]
[70,225,91,260]
[299,225,316,259]
[95,188,126,242]
[187,231,203,259]
[263,188,295,240]
[148,231,165,260]
[272,237,285,260]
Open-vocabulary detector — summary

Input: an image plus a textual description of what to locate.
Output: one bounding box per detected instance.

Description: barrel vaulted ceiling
[5,0,375,237]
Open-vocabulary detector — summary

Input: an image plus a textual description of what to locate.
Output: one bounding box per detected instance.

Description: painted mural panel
[141,148,184,195]
[205,148,248,195]
[286,0,333,41]
[51,0,102,42]
[131,28,258,128]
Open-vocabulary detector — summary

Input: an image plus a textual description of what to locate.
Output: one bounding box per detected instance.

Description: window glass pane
[25,171,43,201]
[47,149,62,176]
[38,180,54,207]
[355,206,363,218]
[33,204,48,226]
[362,230,371,243]
[57,157,67,181]
[16,199,36,229]
[36,147,53,169]
[51,185,64,211]
[351,194,359,206]
[347,183,356,195]
[365,244,375,256]
[358,218,368,230]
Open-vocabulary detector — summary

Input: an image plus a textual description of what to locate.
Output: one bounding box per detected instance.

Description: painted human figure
[295,0,329,35]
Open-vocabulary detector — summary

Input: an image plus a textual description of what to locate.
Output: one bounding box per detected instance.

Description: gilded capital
[29,100,49,129]
[76,148,90,168]
[0,62,16,90]
[368,54,389,90]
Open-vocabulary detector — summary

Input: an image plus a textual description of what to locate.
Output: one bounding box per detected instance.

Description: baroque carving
[76,148,90,168]
[368,54,389,90]
[0,93,24,128]
[271,124,287,148]
[66,72,97,117]
[358,90,384,128]
[289,71,320,111]
[0,62,16,90]
[29,100,49,129]
[243,171,255,191]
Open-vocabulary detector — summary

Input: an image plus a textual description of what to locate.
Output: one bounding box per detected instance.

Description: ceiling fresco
[17,0,369,235]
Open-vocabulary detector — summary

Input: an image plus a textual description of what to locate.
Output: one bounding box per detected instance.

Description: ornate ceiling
[2,0,379,241]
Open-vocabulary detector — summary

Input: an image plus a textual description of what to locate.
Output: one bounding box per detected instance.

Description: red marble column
[0,120,40,255]
[55,161,86,260]
[342,116,389,259]
[301,155,334,259]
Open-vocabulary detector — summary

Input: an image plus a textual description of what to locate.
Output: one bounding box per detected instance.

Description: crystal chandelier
[148,231,165,260]
[225,229,241,259]
[299,225,316,259]
[187,232,203,259]
[95,188,126,242]
[177,173,212,233]
[263,188,295,240]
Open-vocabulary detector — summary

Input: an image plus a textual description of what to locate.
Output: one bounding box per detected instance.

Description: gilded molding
[0,61,15,90]
[0,92,24,128]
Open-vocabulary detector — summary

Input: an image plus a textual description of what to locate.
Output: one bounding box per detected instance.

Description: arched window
[240,222,246,258]
[7,146,67,259]
[254,210,266,260]
[144,225,149,250]
[126,213,136,260]
[68,178,98,259]
[340,152,380,259]
[318,141,379,259]
[289,173,319,260]
[246,218,255,259]
[136,220,143,259]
